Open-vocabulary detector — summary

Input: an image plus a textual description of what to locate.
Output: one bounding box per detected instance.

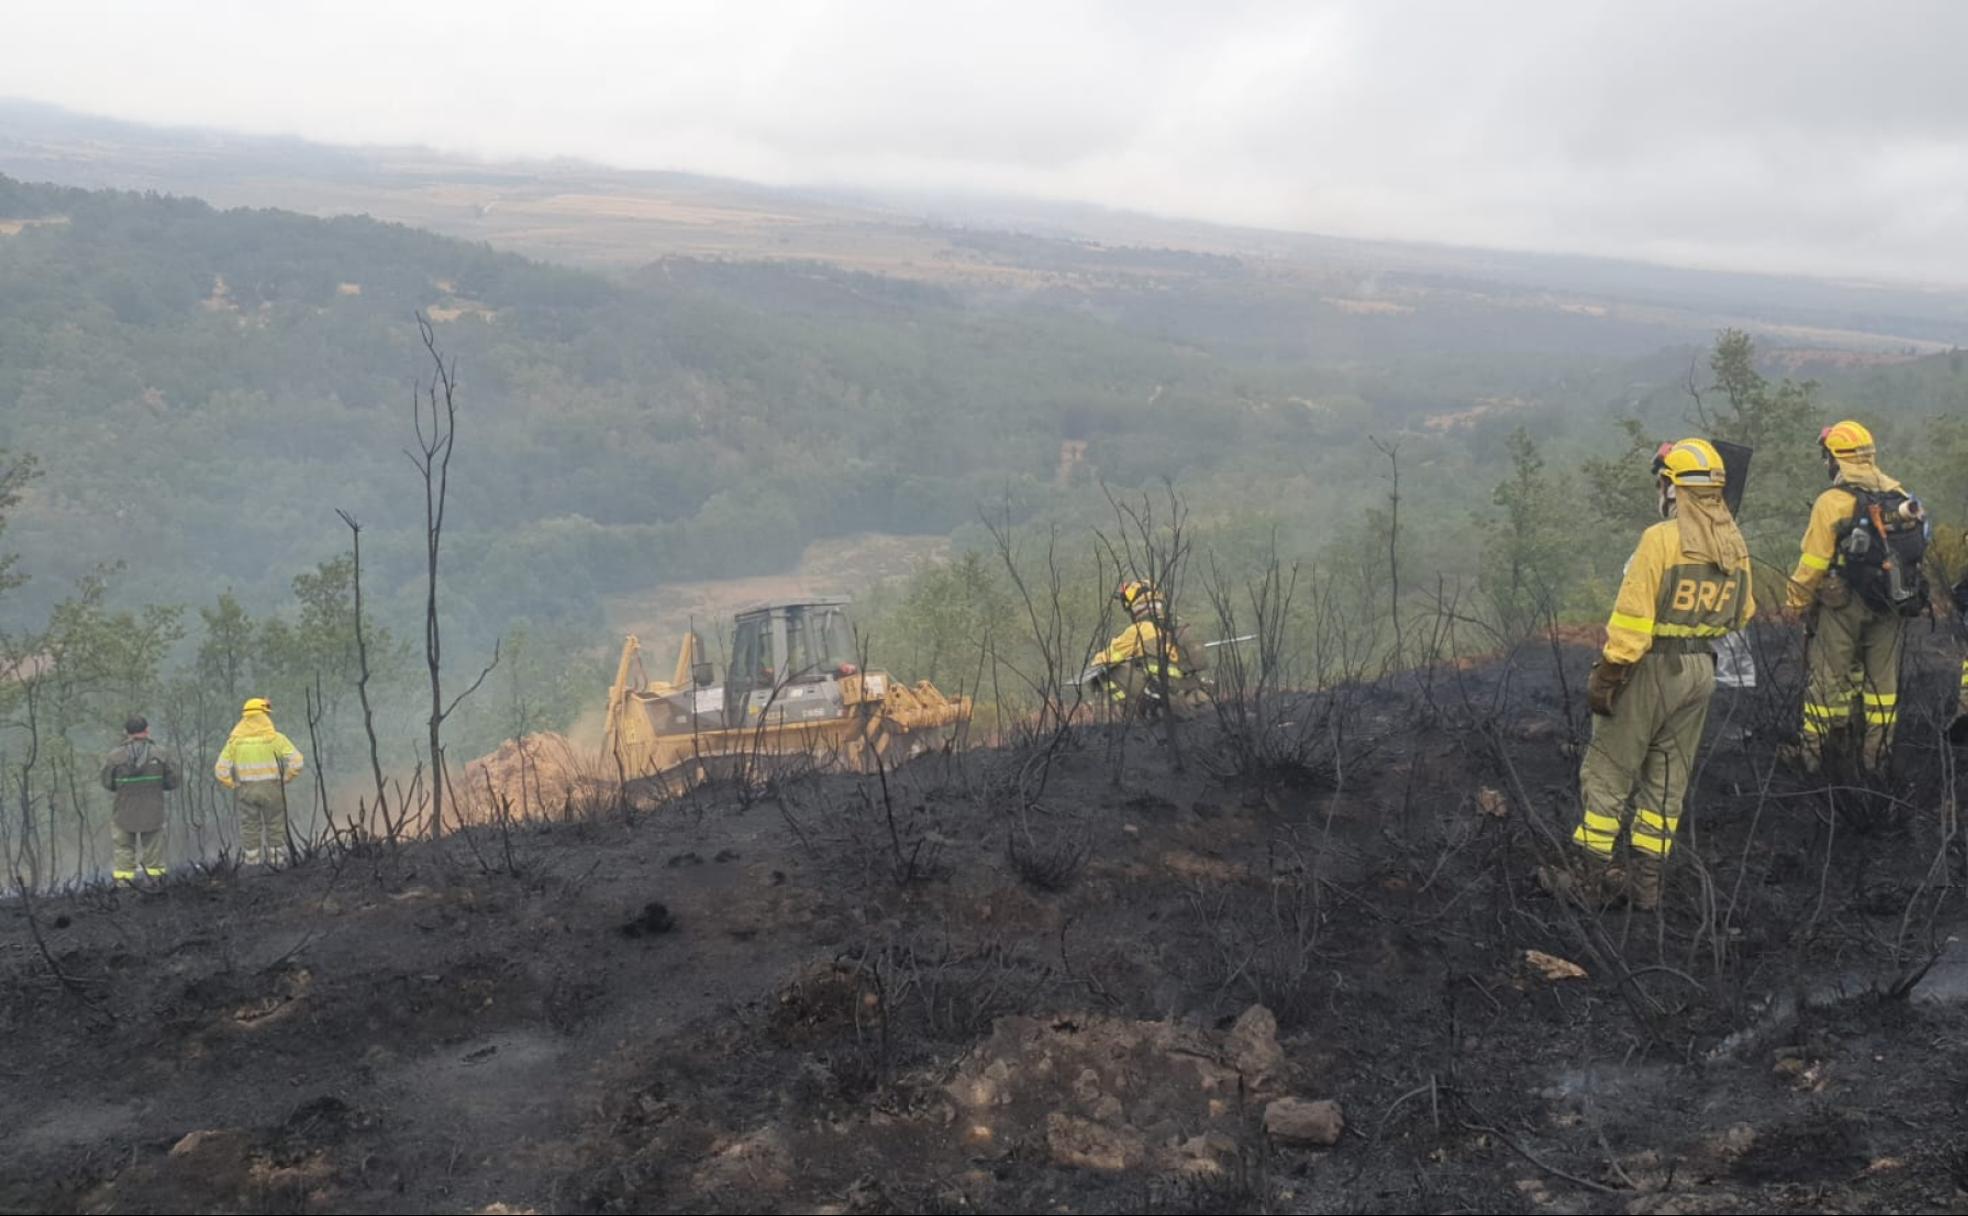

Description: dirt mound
[458,731,599,822]
[948,1004,1325,1176]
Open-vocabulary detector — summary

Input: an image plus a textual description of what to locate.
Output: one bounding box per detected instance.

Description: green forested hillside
[8,172,1968,639]
[0,175,1308,637]
[0,175,1622,635]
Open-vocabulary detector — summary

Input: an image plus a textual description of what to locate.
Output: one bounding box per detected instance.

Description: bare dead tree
[406,316,499,840]
[303,671,331,842]
[979,500,1109,807]
[334,509,393,842]
[0,661,97,1002]
[1370,436,1405,667]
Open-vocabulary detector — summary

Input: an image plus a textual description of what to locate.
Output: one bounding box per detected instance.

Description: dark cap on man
[125,715,148,737]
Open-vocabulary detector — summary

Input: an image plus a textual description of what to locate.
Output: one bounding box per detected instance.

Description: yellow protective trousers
[1574,647,1716,862]
[236,780,292,864]
[1801,584,1904,769]
[112,828,165,881]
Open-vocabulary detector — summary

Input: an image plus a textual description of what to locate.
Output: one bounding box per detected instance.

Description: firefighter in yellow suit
[215,697,305,867]
[1782,420,1911,774]
[1546,439,1755,910]
[1091,580,1203,718]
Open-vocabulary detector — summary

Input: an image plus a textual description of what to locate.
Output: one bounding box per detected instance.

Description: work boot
[1627,854,1664,912]
[267,847,289,870]
[241,848,263,867]
[1538,855,1627,911]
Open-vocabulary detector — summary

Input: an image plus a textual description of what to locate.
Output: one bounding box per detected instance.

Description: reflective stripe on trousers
[1802,693,1851,737]
[1630,808,1681,857]
[1571,810,1622,858]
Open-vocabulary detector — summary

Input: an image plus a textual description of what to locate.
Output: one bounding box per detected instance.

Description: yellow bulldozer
[601,598,972,793]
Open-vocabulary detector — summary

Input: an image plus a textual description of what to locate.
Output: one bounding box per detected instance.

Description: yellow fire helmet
[242,697,272,714]
[1651,438,1727,488]
[1116,579,1158,609]
[1819,419,1875,459]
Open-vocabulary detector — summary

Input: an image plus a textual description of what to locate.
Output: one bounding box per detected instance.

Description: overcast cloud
[6,0,1967,282]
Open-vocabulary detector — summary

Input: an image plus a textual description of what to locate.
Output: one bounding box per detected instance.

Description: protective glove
[1586,659,1633,717]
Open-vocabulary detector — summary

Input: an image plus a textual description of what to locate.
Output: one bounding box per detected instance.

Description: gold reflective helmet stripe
[1652,437,1727,488]
[1819,419,1875,459]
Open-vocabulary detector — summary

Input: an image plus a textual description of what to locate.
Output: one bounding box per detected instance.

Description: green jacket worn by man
[215,697,304,868]
[100,715,179,882]
[1549,438,1754,912]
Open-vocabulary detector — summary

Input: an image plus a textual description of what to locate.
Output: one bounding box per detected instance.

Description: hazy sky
[7,0,1967,282]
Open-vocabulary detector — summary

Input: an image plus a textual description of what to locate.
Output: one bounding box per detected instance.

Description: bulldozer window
[783,604,856,681]
[730,616,768,692]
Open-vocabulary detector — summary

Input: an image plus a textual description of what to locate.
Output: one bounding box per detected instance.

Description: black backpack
[1834,487,1931,617]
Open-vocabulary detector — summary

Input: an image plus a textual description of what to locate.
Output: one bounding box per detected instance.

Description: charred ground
[4,628,1968,1214]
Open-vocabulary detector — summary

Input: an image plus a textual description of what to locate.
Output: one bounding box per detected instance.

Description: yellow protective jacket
[214,712,304,787]
[1786,468,1905,611]
[1094,620,1186,672]
[1603,520,1757,665]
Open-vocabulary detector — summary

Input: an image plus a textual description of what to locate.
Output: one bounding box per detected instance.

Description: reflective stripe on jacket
[1094,620,1185,673]
[101,739,179,833]
[1603,519,1756,665]
[215,731,304,787]
[1787,486,1858,610]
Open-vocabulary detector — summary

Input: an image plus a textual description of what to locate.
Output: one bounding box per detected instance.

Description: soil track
[5,627,1968,1213]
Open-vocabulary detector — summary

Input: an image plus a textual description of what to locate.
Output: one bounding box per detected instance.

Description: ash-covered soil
[6,628,1968,1214]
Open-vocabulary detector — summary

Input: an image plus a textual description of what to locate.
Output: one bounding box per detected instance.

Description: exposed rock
[1046,1112,1146,1171]
[1226,1004,1285,1090]
[1524,950,1588,982]
[1072,1067,1103,1103]
[1264,1097,1344,1146]
[1513,717,1560,741]
[168,1128,249,1159]
[1705,1122,1757,1160]
[1175,1130,1240,1176]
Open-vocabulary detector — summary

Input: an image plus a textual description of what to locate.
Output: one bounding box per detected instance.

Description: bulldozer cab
[724,599,860,725]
